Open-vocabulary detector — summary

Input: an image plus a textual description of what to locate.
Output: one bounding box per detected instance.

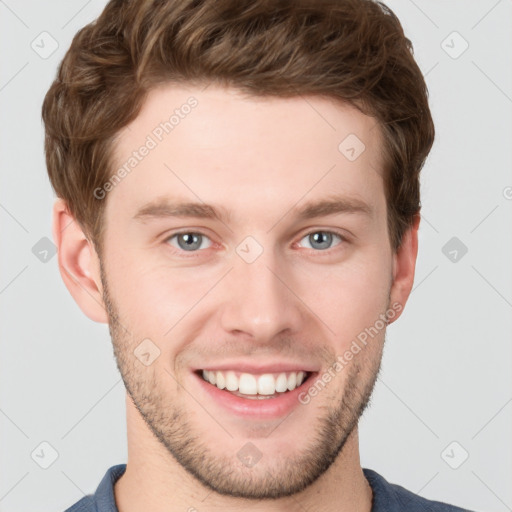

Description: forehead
[107,83,386,225]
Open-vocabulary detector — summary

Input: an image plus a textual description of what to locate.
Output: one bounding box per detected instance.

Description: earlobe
[52,198,108,323]
[388,213,420,325]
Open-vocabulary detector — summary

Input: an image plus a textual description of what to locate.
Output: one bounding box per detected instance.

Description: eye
[166,232,212,252]
[298,230,345,251]
[164,229,346,256]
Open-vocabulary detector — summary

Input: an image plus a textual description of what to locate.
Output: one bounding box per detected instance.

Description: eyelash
[163,229,348,258]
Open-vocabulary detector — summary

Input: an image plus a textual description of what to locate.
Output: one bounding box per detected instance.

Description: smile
[198,369,311,398]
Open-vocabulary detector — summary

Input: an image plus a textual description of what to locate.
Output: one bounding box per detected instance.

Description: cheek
[298,250,392,343]
[106,253,217,339]
[105,241,392,348]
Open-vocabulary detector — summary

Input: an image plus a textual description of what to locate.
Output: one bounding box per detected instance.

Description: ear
[388,213,420,325]
[52,198,108,323]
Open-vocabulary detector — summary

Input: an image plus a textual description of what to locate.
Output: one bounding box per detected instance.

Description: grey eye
[168,232,212,252]
[299,231,342,251]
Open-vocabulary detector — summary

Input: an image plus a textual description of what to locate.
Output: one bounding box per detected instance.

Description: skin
[52,83,419,512]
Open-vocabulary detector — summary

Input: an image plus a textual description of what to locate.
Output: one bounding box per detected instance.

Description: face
[94,84,404,498]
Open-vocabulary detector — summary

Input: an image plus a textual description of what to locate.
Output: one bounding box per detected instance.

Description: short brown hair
[42,0,434,255]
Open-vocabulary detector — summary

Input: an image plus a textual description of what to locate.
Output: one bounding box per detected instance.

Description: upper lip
[195,361,320,374]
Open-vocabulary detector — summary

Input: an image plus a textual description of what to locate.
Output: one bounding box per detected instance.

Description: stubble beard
[99,259,384,500]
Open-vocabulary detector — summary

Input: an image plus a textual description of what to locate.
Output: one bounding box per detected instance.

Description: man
[43,0,477,510]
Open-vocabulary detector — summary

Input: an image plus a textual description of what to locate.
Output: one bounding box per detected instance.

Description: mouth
[194,369,315,400]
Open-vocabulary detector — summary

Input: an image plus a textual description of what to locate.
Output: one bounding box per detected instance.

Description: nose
[218,245,304,343]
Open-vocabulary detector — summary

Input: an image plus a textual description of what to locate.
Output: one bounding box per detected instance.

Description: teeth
[225,370,238,391]
[275,373,288,392]
[287,372,297,391]
[215,371,226,389]
[201,370,307,395]
[257,374,276,395]
[239,373,258,394]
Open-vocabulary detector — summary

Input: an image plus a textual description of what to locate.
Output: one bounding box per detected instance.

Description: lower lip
[193,371,317,419]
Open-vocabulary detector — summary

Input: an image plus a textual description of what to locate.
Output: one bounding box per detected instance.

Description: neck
[115,394,373,512]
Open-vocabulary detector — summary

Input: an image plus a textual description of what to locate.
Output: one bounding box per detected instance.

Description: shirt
[64,464,477,512]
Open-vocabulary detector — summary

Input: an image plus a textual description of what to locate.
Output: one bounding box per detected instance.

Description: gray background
[0,1,511,511]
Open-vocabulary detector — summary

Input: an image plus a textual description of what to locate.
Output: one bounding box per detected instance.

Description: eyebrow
[132,194,373,224]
